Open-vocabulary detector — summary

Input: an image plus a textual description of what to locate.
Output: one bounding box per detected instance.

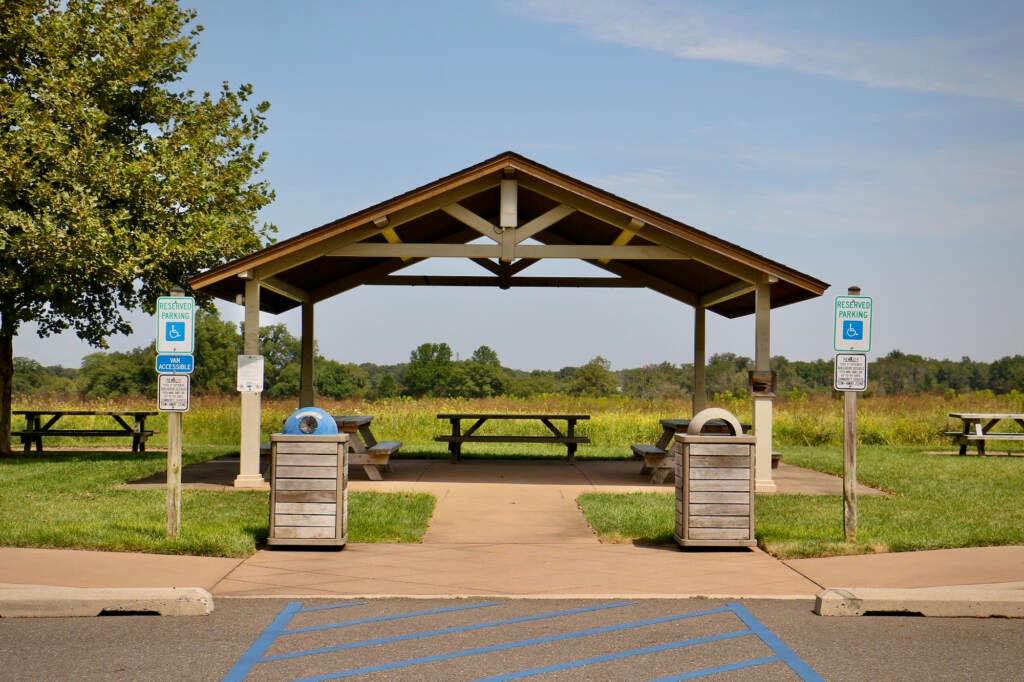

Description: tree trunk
[0,318,14,456]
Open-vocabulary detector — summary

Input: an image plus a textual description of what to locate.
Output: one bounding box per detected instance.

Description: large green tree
[0,0,275,453]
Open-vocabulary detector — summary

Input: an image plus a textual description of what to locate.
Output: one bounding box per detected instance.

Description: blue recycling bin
[282,407,338,436]
[269,407,348,548]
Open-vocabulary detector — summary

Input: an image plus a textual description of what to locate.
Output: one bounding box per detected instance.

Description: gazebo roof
[189,151,828,316]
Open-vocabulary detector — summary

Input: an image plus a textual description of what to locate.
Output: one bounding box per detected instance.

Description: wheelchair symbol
[165,322,186,342]
[842,320,863,340]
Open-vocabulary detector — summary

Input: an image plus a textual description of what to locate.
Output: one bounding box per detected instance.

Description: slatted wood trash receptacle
[268,431,349,548]
[674,408,756,548]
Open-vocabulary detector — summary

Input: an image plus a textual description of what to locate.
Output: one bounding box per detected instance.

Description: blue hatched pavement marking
[291,605,734,681]
[726,602,824,681]
[479,629,753,681]
[222,600,631,680]
[222,600,492,681]
[261,600,633,663]
[225,600,823,682]
[483,602,821,681]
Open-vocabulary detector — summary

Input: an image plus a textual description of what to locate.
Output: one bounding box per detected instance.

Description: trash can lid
[282,407,338,435]
[687,408,743,436]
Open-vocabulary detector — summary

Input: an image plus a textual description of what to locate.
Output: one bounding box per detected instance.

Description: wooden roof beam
[232,175,501,282]
[517,174,765,282]
[366,275,640,289]
[332,242,690,260]
[700,281,755,308]
[260,276,309,303]
[512,204,576,244]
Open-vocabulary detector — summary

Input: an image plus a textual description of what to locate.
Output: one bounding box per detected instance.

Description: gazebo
[189,151,828,491]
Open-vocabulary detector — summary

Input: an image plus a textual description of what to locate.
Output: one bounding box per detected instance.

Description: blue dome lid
[282,407,338,435]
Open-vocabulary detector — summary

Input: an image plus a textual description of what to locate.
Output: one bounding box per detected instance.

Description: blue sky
[17,0,1024,370]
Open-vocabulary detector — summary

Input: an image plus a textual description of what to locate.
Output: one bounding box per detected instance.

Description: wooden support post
[753,278,776,492]
[844,387,857,542]
[843,285,861,542]
[299,299,315,407]
[165,286,185,539]
[166,409,182,538]
[693,305,706,414]
[236,277,266,488]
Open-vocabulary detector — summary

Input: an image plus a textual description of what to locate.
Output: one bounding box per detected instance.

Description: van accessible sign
[155,354,194,374]
[156,296,195,354]
[834,295,872,352]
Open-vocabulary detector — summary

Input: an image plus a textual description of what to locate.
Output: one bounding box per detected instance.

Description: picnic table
[435,413,590,463]
[631,418,753,483]
[946,413,1024,455]
[332,415,402,480]
[12,409,158,453]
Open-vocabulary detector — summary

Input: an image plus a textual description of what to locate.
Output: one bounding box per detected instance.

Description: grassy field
[12,390,1024,453]
[3,392,1022,558]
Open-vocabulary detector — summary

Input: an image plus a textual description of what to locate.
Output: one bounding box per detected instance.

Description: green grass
[578,446,1024,559]
[0,450,434,557]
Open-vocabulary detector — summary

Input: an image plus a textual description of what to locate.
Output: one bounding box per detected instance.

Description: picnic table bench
[333,415,402,481]
[12,410,158,453]
[945,412,1024,455]
[631,418,753,483]
[435,413,590,463]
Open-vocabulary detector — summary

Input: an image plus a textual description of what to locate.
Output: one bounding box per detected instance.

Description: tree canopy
[0,0,275,453]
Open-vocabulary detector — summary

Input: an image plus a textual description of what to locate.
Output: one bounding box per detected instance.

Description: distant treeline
[12,309,1024,400]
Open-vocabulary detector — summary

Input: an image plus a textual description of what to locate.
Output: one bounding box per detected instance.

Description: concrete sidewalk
[2,459,1023,615]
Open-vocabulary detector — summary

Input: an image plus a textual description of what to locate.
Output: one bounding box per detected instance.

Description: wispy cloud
[590,139,1024,239]
[508,0,1024,104]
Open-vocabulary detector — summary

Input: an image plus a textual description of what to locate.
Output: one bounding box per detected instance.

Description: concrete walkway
[2,459,1023,615]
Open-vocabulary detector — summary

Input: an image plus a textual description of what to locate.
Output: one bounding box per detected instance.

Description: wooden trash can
[268,433,349,548]
[674,408,756,548]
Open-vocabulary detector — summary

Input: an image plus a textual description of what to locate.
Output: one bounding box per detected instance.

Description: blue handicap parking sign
[843,320,863,340]
[165,322,186,342]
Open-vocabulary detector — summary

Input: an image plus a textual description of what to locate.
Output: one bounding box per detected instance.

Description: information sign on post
[834,295,872,352]
[158,374,190,412]
[156,296,196,354]
[834,353,868,392]
[237,355,265,392]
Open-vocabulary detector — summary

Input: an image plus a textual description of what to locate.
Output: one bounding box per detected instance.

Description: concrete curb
[0,586,214,618]
[815,587,1024,618]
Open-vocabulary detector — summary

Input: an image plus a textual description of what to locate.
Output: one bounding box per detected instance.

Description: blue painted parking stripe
[263,600,636,663]
[292,605,733,681]
[727,602,824,681]
[222,601,305,682]
[295,601,370,614]
[480,629,753,680]
[654,655,780,681]
[282,601,503,635]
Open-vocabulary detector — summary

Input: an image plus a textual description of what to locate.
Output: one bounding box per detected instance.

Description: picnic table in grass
[946,413,1024,456]
[12,409,157,453]
[435,413,590,463]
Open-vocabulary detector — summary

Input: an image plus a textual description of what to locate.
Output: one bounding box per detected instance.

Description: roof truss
[189,151,828,317]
